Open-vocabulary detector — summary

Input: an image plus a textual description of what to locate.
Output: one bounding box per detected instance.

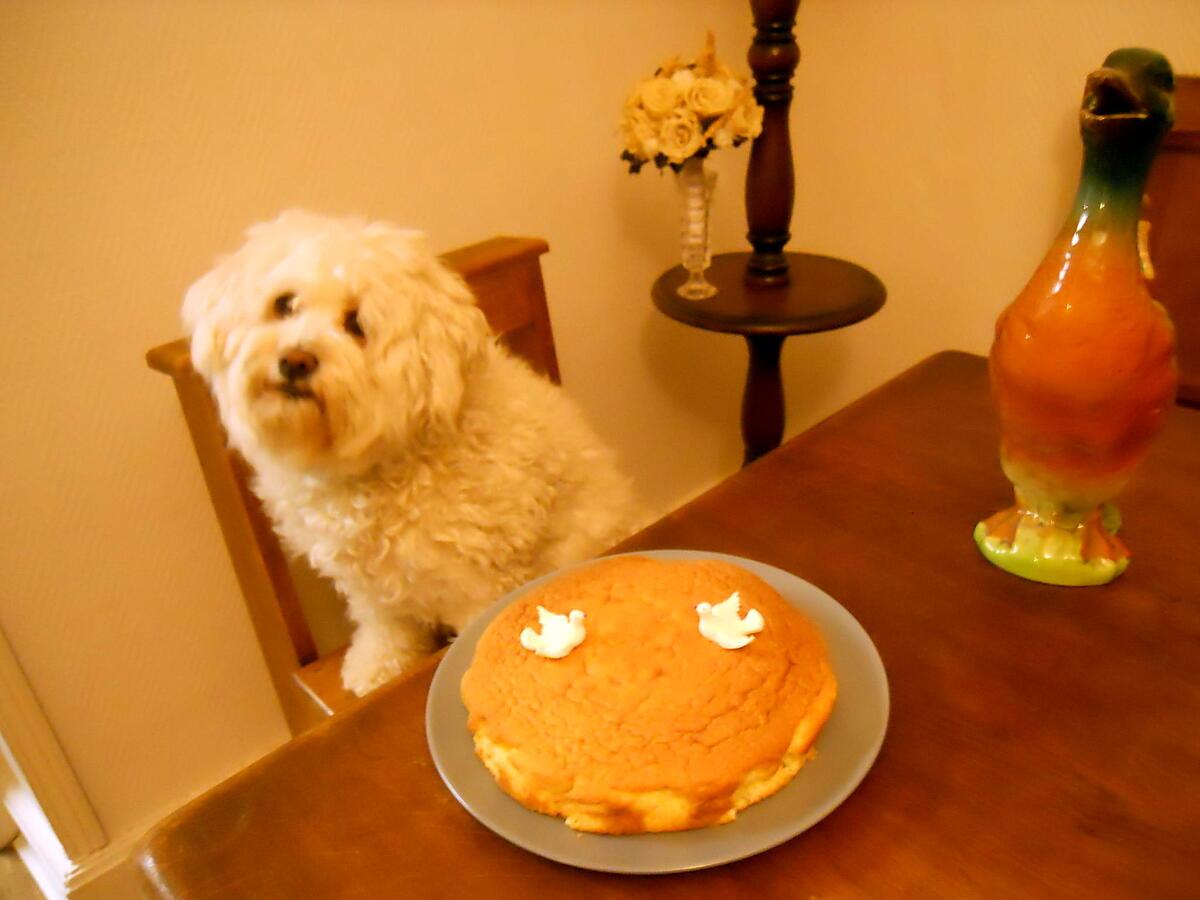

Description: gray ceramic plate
[425,549,889,874]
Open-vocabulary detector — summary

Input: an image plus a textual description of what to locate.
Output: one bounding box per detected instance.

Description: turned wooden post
[741,334,786,465]
[745,0,801,286]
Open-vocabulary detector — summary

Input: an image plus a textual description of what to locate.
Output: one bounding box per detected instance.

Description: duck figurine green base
[976,48,1179,587]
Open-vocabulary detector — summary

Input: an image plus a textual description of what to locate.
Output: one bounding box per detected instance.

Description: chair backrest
[147,236,558,733]
[1145,74,1200,407]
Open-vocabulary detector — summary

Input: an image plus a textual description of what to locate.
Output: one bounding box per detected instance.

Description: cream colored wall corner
[1,0,1197,874]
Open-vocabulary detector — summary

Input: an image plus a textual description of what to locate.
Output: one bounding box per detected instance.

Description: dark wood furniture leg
[742,334,786,464]
[745,0,801,285]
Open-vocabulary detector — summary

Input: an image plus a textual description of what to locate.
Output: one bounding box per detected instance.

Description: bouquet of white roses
[620,31,764,173]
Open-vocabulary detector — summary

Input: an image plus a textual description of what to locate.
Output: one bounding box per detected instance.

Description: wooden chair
[1145,74,1200,408]
[147,237,559,735]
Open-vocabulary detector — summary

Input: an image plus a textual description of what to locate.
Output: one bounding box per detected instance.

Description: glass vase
[676,156,718,300]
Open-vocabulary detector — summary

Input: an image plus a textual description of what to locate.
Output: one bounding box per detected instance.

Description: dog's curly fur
[183,210,641,696]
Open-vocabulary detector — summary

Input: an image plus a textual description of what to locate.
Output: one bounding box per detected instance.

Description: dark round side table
[652,251,886,466]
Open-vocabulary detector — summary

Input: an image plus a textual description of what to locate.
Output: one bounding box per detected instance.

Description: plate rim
[425,549,890,874]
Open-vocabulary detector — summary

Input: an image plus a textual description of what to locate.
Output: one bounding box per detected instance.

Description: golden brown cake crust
[460,556,838,834]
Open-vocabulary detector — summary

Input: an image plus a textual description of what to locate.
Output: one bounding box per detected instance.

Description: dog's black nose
[279,350,319,381]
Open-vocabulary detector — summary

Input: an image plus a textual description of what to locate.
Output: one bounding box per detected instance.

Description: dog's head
[183,210,489,474]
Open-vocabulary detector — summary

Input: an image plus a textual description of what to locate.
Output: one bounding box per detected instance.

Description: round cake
[460,555,838,834]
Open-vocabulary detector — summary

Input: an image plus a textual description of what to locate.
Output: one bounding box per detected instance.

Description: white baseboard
[0,628,106,863]
[4,779,71,899]
[67,832,145,899]
[2,794,144,899]
[14,833,67,900]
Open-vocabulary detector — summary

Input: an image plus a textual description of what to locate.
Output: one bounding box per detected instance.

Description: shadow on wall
[777,327,853,431]
[615,155,856,477]
[636,292,854,469]
[639,311,743,457]
[289,557,352,657]
[610,122,856,486]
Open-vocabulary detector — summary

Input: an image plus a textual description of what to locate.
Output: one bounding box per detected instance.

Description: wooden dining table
[135,351,1200,899]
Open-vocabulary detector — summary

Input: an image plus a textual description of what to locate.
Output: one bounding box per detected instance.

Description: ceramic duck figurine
[696,592,764,649]
[975,48,1178,586]
[520,607,586,659]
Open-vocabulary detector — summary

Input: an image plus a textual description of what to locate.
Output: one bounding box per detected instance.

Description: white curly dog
[183,210,641,696]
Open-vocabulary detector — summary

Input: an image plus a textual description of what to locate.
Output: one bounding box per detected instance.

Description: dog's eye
[343,309,365,339]
[273,292,296,318]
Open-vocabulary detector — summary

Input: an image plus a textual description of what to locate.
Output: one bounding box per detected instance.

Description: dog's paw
[340,629,428,697]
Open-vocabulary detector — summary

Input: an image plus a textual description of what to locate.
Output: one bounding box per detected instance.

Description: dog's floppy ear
[363,223,491,436]
[414,256,491,432]
[182,255,237,381]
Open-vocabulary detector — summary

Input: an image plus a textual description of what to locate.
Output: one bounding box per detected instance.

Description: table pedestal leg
[741,334,785,466]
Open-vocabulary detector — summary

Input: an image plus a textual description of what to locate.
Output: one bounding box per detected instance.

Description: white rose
[730,94,764,140]
[638,77,681,116]
[703,113,732,147]
[671,67,696,90]
[659,109,704,164]
[687,77,737,118]
[621,108,660,157]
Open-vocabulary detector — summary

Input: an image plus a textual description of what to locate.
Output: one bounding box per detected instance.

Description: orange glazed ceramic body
[976,48,1178,586]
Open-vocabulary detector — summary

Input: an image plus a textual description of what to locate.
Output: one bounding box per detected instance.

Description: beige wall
[1,0,1197,858]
